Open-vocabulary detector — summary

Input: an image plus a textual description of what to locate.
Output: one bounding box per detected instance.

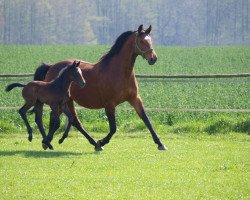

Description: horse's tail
[34,63,51,81]
[5,83,26,92]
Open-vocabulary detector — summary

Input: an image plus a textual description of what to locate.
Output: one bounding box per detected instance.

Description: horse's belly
[70,83,129,109]
[70,83,104,109]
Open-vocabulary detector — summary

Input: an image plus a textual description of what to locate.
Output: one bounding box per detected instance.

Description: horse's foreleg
[43,107,61,150]
[18,103,33,142]
[58,105,73,144]
[129,96,167,150]
[96,105,116,150]
[67,99,100,150]
[34,102,47,141]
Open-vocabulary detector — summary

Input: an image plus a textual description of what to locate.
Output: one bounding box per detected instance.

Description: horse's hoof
[42,143,48,150]
[58,139,63,144]
[95,146,104,151]
[49,145,54,150]
[95,142,104,151]
[158,145,168,151]
[47,143,54,150]
[42,140,54,150]
[28,136,32,142]
[94,140,104,151]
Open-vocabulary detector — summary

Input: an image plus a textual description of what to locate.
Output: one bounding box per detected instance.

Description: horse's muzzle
[148,57,157,65]
[78,81,86,88]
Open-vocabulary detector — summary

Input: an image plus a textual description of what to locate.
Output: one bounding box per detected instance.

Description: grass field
[0,132,249,199]
[0,45,249,74]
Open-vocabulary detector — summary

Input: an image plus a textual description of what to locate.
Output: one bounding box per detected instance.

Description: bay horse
[34,25,167,151]
[5,61,90,150]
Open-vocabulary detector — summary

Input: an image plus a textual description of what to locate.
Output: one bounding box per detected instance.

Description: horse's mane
[100,31,135,64]
[57,66,68,78]
[57,62,73,79]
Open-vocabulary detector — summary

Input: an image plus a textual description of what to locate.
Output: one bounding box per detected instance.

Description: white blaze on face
[76,67,85,87]
[77,67,82,76]
[144,35,151,41]
[144,35,153,47]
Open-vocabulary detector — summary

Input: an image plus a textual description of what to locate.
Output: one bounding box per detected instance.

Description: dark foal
[5,60,87,150]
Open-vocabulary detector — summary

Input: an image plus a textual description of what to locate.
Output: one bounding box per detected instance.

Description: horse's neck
[54,71,72,93]
[118,51,137,76]
[117,40,137,77]
[101,38,138,78]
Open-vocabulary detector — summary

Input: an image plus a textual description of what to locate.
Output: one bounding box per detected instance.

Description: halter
[135,34,154,59]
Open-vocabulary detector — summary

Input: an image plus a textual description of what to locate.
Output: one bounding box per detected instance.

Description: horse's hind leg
[19,103,33,141]
[66,99,99,150]
[58,105,73,144]
[96,105,116,150]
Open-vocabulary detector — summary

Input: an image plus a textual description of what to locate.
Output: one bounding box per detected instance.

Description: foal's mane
[100,31,135,64]
[57,63,73,78]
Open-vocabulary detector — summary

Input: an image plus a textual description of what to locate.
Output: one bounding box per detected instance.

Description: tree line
[0,0,249,46]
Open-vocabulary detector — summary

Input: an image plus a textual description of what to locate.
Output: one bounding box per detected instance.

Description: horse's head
[69,60,86,88]
[134,25,157,65]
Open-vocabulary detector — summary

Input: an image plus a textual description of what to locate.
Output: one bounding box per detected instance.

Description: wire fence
[1,72,249,113]
[1,73,250,78]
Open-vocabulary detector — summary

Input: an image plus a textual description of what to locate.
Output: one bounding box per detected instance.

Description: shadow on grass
[0,150,100,158]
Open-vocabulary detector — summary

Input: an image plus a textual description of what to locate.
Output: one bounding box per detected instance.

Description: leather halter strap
[135,34,154,59]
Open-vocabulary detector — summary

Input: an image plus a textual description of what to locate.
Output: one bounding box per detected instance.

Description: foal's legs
[96,105,116,150]
[43,105,61,150]
[18,103,33,141]
[129,96,167,150]
[33,101,53,150]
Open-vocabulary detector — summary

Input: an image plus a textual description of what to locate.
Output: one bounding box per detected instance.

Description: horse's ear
[145,25,152,35]
[138,24,143,34]
[72,61,80,68]
[76,61,81,67]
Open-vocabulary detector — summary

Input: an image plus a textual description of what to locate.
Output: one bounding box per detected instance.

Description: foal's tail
[5,83,26,92]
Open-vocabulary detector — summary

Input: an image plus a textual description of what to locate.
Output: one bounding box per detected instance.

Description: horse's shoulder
[128,72,138,85]
[126,74,138,99]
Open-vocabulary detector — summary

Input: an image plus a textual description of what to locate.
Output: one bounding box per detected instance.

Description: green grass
[0,132,249,199]
[0,109,250,134]
[0,45,249,74]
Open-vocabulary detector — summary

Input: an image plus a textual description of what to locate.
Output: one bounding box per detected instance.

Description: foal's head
[134,25,157,65]
[67,61,85,88]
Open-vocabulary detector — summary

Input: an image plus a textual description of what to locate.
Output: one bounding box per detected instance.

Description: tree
[0,0,249,45]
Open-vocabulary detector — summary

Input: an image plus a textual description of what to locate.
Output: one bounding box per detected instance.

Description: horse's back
[44,59,94,81]
[45,60,71,81]
[22,81,46,102]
